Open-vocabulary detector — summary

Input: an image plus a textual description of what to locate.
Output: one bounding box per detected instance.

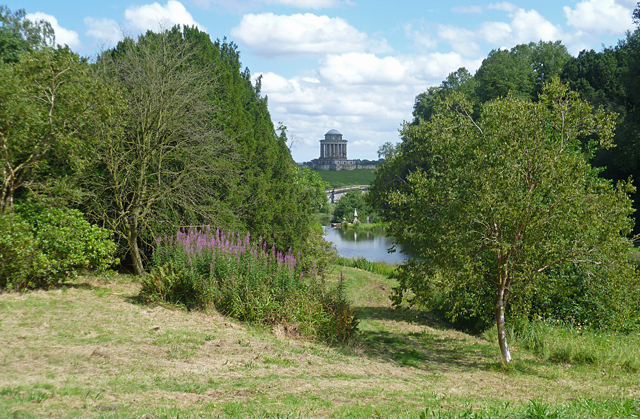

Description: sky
[10,0,639,162]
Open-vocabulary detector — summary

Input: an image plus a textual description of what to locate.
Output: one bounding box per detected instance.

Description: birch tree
[378,79,636,363]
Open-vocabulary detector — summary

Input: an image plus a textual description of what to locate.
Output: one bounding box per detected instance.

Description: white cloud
[477,21,512,44]
[508,8,565,43]
[124,0,206,33]
[421,7,566,55]
[84,17,122,45]
[451,5,483,14]
[231,13,380,57]
[487,2,518,12]
[26,12,81,49]
[404,23,437,50]
[256,51,483,161]
[193,0,351,11]
[564,0,634,35]
[437,25,479,56]
[265,0,349,8]
[319,53,406,85]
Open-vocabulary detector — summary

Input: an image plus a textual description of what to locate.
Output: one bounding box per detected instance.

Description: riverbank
[339,222,386,232]
[1,270,638,418]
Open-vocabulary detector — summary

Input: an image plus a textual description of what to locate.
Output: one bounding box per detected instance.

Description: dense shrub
[0,206,117,290]
[298,223,337,275]
[140,227,357,344]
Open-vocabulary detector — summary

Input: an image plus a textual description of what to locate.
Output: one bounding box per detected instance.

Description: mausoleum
[302,129,357,171]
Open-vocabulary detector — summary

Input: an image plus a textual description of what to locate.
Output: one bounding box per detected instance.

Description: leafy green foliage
[87,27,315,274]
[0,205,117,290]
[561,29,640,234]
[140,228,357,344]
[332,190,379,223]
[0,45,118,214]
[0,6,54,63]
[294,167,329,213]
[297,224,337,275]
[371,80,639,362]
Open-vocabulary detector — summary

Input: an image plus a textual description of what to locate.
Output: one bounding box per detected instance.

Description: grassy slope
[0,269,638,418]
[314,169,376,188]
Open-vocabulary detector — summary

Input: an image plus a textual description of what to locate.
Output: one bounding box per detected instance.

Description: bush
[298,224,337,275]
[140,227,357,344]
[140,228,357,343]
[0,206,117,290]
[0,213,38,290]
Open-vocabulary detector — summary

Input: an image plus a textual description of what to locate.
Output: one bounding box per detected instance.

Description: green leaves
[372,79,639,344]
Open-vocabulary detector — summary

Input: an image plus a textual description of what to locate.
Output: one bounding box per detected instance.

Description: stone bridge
[326,185,369,203]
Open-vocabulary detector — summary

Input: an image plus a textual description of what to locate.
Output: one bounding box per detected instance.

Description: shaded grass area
[0,269,638,418]
[314,169,375,188]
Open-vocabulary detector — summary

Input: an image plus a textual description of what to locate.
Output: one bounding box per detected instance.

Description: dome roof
[326,129,342,135]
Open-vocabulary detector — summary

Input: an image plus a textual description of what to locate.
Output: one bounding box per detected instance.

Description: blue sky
[11,0,638,161]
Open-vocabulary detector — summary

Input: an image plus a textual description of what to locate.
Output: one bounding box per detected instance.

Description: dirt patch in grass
[0,271,638,418]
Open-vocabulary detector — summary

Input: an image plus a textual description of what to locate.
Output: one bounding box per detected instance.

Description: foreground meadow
[0,267,638,418]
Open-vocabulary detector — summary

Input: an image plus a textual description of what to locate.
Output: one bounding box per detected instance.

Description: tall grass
[337,256,396,276]
[507,318,640,372]
[140,227,357,344]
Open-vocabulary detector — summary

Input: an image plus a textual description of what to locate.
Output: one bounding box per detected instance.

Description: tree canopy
[371,80,638,363]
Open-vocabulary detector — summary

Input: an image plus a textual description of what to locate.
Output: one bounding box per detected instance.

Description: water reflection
[322,226,408,264]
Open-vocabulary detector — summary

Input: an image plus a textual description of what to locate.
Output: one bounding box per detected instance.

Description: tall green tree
[475,47,535,103]
[373,80,637,363]
[89,29,237,275]
[181,28,313,251]
[0,46,116,214]
[0,6,53,63]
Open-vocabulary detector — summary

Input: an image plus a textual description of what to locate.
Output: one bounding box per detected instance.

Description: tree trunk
[496,284,512,364]
[128,217,145,275]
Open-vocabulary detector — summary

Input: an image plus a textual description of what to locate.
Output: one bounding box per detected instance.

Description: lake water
[322,226,408,265]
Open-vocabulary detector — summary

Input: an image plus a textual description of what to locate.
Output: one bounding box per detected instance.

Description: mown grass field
[0,267,639,418]
[314,169,376,188]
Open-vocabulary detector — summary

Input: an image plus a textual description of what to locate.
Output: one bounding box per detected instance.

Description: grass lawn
[0,267,638,418]
[314,169,376,188]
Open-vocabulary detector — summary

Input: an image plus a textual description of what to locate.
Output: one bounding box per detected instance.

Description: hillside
[314,169,376,188]
[0,268,638,418]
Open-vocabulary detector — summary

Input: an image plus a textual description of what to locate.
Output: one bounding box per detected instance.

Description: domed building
[303,129,357,170]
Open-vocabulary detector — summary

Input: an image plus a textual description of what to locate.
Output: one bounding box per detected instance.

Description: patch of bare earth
[0,271,637,417]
